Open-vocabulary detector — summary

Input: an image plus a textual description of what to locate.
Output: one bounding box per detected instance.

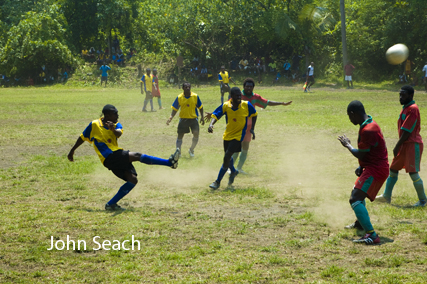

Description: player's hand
[105,121,115,130]
[283,101,292,106]
[204,112,212,123]
[166,117,172,125]
[250,129,255,140]
[338,135,351,148]
[355,166,363,177]
[200,118,205,126]
[67,150,74,162]
[208,125,214,133]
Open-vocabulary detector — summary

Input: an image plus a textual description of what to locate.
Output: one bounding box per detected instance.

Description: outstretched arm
[267,100,292,106]
[250,116,257,139]
[204,112,213,123]
[68,137,84,162]
[337,134,367,160]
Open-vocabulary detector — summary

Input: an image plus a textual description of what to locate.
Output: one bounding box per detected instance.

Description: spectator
[81,48,89,59]
[292,54,302,72]
[422,62,427,92]
[344,62,355,89]
[283,61,291,78]
[268,61,276,73]
[117,50,125,66]
[26,76,34,86]
[404,59,414,83]
[100,61,111,87]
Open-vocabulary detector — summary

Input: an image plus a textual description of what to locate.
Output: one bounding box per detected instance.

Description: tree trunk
[340,0,348,76]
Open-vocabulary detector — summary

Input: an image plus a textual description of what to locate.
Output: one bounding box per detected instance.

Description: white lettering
[132,235,141,251]
[78,239,87,251]
[67,235,75,251]
[102,240,111,250]
[93,236,102,250]
[112,240,121,250]
[47,236,54,250]
[122,240,129,250]
[55,240,65,250]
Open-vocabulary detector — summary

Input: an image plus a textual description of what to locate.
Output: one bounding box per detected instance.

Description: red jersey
[398,101,422,144]
[344,64,355,76]
[241,92,269,109]
[358,116,389,170]
[152,75,161,97]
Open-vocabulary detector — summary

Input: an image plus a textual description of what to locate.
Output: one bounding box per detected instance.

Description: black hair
[400,85,414,96]
[243,77,255,88]
[182,81,191,88]
[347,100,366,115]
[146,68,151,72]
[153,68,157,72]
[230,87,241,96]
[102,104,118,115]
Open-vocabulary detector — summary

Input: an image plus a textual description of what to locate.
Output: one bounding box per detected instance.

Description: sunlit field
[1,84,426,283]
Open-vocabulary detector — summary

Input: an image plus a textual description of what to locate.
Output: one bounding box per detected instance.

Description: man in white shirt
[422,62,427,92]
[305,62,315,92]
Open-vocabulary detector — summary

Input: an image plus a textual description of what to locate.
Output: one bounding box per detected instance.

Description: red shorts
[390,142,423,173]
[354,167,388,202]
[243,118,252,142]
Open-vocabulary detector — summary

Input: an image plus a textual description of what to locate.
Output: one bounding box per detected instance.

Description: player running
[68,104,180,210]
[207,87,257,190]
[376,85,427,207]
[166,82,204,158]
[338,100,389,245]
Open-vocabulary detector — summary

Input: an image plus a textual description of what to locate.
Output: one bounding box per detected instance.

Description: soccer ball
[385,44,409,65]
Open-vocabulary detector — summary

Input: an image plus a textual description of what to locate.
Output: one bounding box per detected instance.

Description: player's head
[146,68,151,74]
[220,65,225,71]
[310,62,314,66]
[347,100,366,125]
[102,104,118,122]
[153,68,157,75]
[243,78,255,94]
[399,85,414,105]
[182,82,191,93]
[230,87,242,106]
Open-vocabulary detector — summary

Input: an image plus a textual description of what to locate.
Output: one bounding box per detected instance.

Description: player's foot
[105,203,124,211]
[169,148,180,169]
[413,199,427,207]
[344,220,363,230]
[142,109,148,112]
[159,107,165,110]
[188,148,195,158]
[237,169,248,175]
[151,109,157,112]
[227,169,231,174]
[209,181,220,190]
[375,194,391,204]
[353,233,380,245]
[228,170,239,186]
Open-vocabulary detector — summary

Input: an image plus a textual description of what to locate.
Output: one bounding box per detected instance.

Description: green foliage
[0,3,76,77]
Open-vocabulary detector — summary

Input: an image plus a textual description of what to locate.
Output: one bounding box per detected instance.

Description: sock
[352,201,374,233]
[158,98,162,108]
[232,152,239,164]
[410,173,427,201]
[176,139,183,152]
[190,137,199,151]
[140,154,170,166]
[107,182,135,205]
[143,99,149,110]
[383,171,398,199]
[216,165,227,183]
[150,99,154,110]
[229,157,236,173]
[237,150,248,170]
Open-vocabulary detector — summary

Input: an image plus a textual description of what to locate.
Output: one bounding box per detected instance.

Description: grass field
[1,83,427,283]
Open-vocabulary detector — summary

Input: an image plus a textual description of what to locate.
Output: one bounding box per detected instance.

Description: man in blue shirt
[100,61,111,87]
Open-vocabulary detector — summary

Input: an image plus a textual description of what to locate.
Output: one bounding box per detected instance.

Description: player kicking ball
[208,87,257,190]
[68,104,180,210]
[338,100,389,245]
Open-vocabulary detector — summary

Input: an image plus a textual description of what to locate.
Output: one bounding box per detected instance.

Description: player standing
[141,68,156,112]
[166,82,204,158]
[338,100,389,245]
[304,62,315,92]
[422,62,427,92]
[99,61,111,87]
[68,104,180,210]
[207,87,257,189]
[218,65,236,104]
[376,85,427,207]
[152,68,164,110]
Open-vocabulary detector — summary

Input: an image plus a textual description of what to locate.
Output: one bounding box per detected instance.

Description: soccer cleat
[169,148,180,169]
[105,203,124,211]
[188,148,195,158]
[209,181,220,190]
[413,200,427,207]
[375,194,391,204]
[237,169,248,175]
[353,233,380,245]
[151,109,157,112]
[142,109,148,112]
[344,220,363,230]
[228,170,239,186]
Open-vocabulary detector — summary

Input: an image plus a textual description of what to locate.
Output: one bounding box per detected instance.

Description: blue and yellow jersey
[218,71,230,84]
[171,92,203,119]
[212,101,257,141]
[80,118,123,164]
[141,74,154,92]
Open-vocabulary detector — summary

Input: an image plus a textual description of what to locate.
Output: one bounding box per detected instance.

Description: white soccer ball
[386,44,409,65]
